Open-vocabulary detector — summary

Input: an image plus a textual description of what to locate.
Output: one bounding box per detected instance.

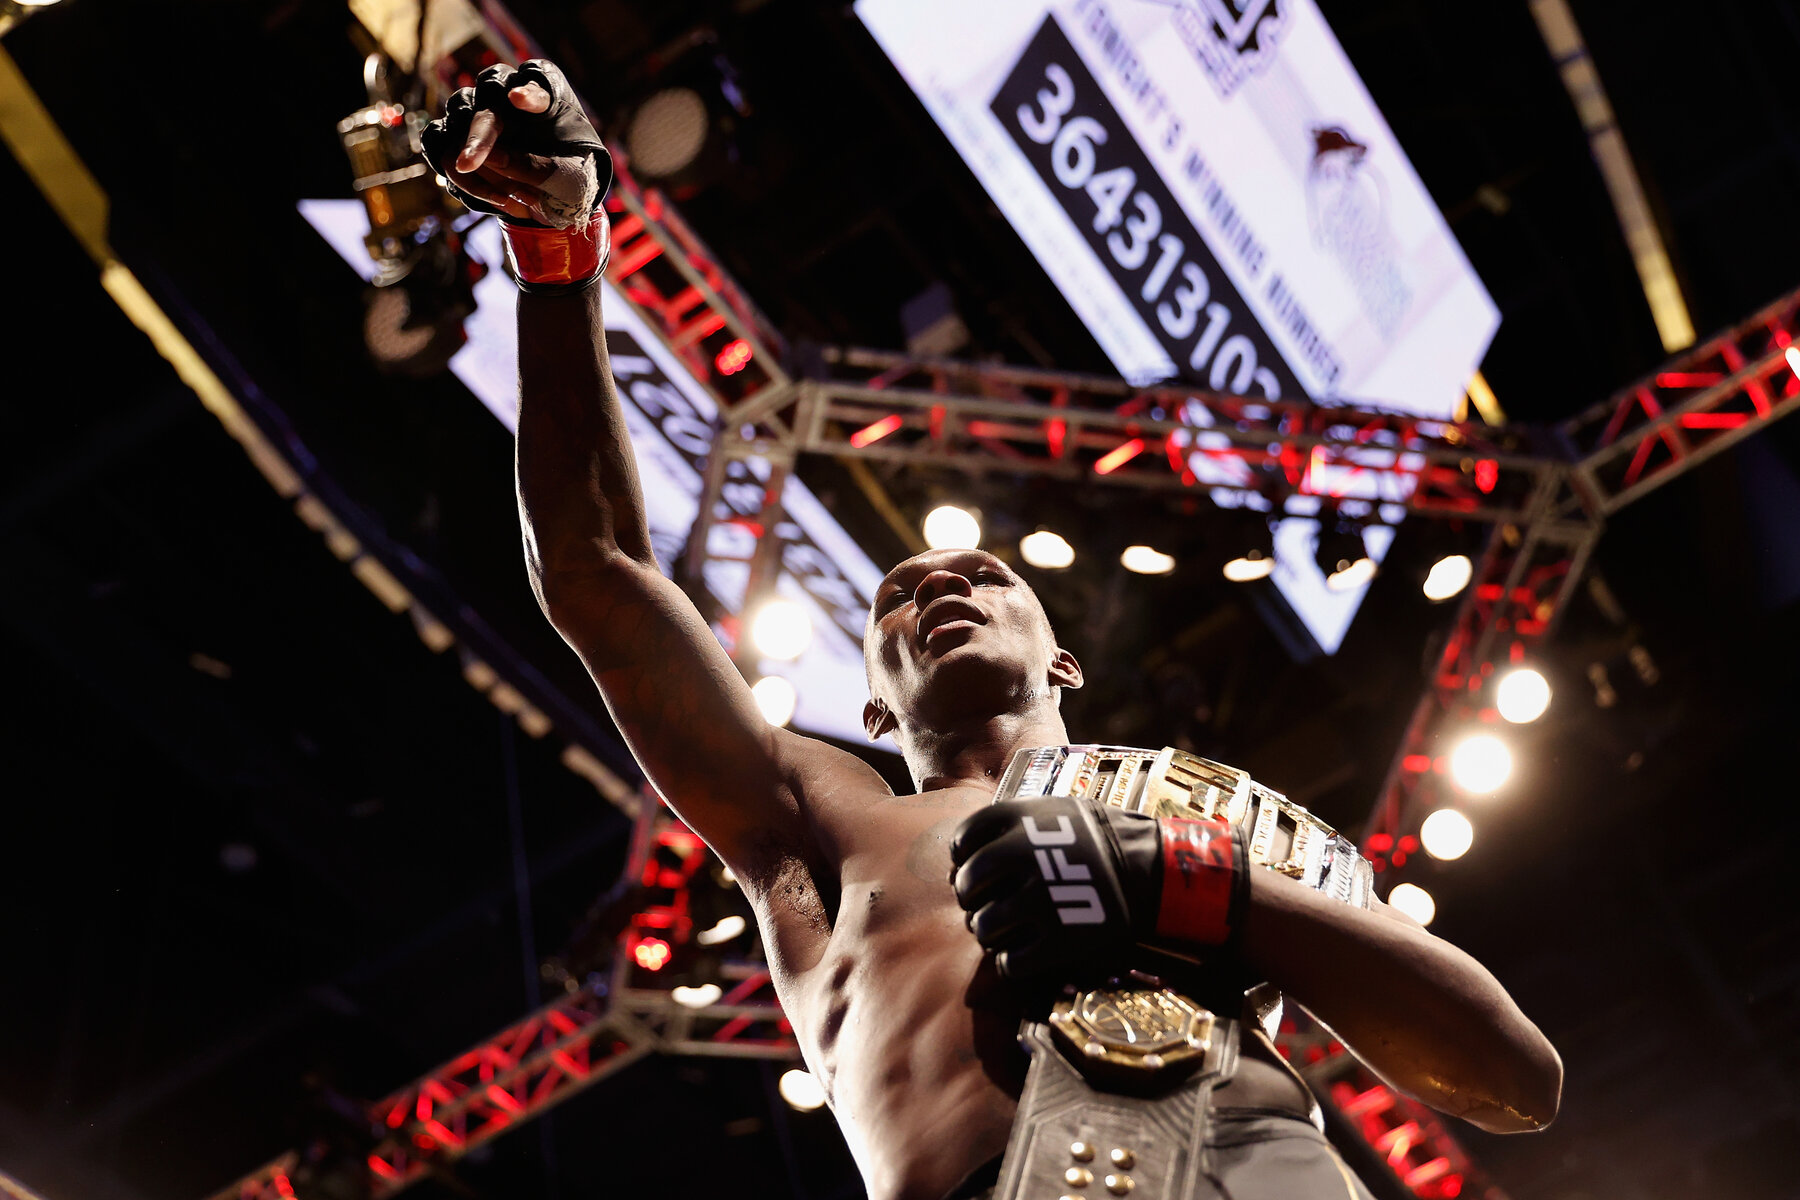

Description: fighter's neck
[904,703,1072,794]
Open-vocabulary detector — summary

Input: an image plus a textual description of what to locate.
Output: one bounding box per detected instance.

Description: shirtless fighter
[423,62,1561,1200]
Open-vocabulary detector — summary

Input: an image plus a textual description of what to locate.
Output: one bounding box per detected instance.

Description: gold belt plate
[1047,986,1215,1074]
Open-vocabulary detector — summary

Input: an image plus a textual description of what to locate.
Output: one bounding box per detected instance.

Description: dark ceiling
[3,2,1800,1200]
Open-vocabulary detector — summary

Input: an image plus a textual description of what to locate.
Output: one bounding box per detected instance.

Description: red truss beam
[1367,284,1800,851]
[1564,286,1800,514]
[1361,516,1597,849]
[774,348,1552,522]
[363,988,655,1195]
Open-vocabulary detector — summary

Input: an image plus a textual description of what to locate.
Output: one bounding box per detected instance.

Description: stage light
[1423,554,1472,601]
[1387,882,1437,926]
[695,914,748,946]
[1449,734,1512,795]
[1121,545,1176,575]
[1786,345,1800,383]
[626,87,710,178]
[750,600,812,661]
[0,0,61,26]
[1315,523,1373,591]
[633,936,672,971]
[1222,514,1276,581]
[671,983,723,1008]
[1019,530,1075,569]
[923,505,981,549]
[715,339,753,376]
[1495,667,1551,724]
[778,1069,828,1112]
[1420,809,1474,861]
[1223,549,1274,582]
[751,675,797,727]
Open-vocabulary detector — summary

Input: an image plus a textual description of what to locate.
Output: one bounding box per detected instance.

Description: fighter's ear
[863,696,898,741]
[1048,647,1083,692]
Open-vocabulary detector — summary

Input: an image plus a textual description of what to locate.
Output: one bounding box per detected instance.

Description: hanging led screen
[857,0,1498,651]
[301,201,885,747]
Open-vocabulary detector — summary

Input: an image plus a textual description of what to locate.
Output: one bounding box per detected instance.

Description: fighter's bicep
[546,559,805,849]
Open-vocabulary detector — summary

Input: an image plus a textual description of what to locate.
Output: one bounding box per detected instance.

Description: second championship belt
[989,746,1374,1200]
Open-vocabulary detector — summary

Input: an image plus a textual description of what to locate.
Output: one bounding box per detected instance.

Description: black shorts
[945,1107,1375,1200]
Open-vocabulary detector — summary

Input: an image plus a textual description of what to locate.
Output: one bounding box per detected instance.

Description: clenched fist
[421,60,611,230]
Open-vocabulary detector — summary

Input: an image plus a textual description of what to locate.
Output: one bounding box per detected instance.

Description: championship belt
[990,746,1372,1200]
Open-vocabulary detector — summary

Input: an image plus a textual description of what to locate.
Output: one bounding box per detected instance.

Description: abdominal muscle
[759,851,1314,1200]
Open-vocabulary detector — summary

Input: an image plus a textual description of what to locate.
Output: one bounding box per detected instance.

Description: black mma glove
[949,795,1248,984]
[421,59,612,227]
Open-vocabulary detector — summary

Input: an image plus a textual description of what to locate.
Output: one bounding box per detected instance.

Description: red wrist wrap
[500,209,610,293]
[1155,817,1240,948]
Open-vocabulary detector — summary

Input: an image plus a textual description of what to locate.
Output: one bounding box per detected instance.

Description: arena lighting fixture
[1422,554,1474,601]
[749,600,812,661]
[1420,809,1475,861]
[779,1069,828,1112]
[670,983,724,1008]
[1222,512,1276,581]
[1019,529,1075,569]
[1495,667,1552,723]
[922,504,981,550]
[750,675,797,727]
[1449,733,1512,795]
[625,87,710,178]
[1787,345,1800,382]
[0,0,59,27]
[1386,882,1437,927]
[695,914,748,946]
[1315,522,1374,591]
[1121,545,1177,575]
[633,936,673,972]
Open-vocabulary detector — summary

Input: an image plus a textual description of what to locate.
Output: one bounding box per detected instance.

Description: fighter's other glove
[949,796,1247,983]
[421,60,614,294]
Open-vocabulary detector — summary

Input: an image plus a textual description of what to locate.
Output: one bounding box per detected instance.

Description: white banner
[301,200,885,745]
[857,0,1496,414]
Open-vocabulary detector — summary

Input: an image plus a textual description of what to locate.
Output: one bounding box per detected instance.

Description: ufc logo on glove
[1022,814,1106,925]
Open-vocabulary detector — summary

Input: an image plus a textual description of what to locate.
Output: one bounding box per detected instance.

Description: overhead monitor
[302,201,885,747]
[857,0,1498,652]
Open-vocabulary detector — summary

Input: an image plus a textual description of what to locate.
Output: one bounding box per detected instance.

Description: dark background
[3,2,1800,1199]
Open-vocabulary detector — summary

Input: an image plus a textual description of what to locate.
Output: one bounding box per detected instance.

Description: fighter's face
[863,548,1072,734]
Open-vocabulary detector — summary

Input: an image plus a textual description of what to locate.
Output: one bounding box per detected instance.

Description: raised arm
[515,284,818,857]
[423,61,862,866]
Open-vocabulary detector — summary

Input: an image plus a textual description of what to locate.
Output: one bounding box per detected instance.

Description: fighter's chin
[907,640,1028,713]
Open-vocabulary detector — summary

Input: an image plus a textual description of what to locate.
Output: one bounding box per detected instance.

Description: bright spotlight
[1387,882,1437,926]
[1449,733,1512,795]
[750,676,797,727]
[778,1068,827,1112]
[671,983,723,1008]
[695,914,748,946]
[1495,667,1551,724]
[1223,550,1274,582]
[1121,545,1176,575]
[922,505,981,550]
[632,936,672,971]
[750,600,812,661]
[1423,554,1473,601]
[1326,556,1376,591]
[1019,529,1075,569]
[1420,809,1474,861]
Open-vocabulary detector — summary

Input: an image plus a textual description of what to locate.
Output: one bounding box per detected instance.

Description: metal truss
[1562,287,1800,515]
[1364,284,1800,848]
